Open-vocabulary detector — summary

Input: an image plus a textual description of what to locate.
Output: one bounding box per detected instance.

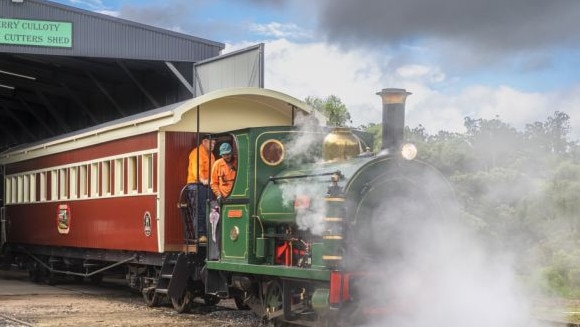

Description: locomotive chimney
[376,88,412,152]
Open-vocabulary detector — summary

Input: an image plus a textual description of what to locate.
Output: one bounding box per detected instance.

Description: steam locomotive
[0,87,455,326]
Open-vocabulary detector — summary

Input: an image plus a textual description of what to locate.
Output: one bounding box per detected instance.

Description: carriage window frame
[40,171,47,201]
[114,158,124,195]
[90,163,99,197]
[69,166,78,199]
[23,174,30,203]
[79,165,88,198]
[6,177,13,204]
[128,156,138,194]
[101,161,111,196]
[142,154,153,193]
[50,170,58,201]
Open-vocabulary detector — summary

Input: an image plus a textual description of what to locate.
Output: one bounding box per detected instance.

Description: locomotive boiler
[0,87,456,326]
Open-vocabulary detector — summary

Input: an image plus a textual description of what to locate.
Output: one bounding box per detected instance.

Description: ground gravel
[0,269,263,327]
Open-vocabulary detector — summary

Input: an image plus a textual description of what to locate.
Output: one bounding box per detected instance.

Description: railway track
[0,313,34,327]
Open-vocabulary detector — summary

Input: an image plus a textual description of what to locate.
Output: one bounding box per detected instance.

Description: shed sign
[0,18,72,48]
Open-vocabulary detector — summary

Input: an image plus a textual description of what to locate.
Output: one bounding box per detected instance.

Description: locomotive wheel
[234,294,251,310]
[142,288,161,307]
[264,280,283,318]
[171,291,193,313]
[203,294,221,306]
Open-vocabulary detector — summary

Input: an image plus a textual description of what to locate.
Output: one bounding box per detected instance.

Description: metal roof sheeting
[0,0,224,61]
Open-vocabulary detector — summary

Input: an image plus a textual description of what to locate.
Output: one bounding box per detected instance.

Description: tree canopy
[305,95,352,127]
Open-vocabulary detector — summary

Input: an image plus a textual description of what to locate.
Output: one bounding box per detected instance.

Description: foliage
[305,95,352,127]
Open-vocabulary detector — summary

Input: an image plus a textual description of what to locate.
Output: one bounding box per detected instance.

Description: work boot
[198,235,208,243]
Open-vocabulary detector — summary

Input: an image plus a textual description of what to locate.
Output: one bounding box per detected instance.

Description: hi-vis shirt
[187,146,215,184]
[210,158,237,197]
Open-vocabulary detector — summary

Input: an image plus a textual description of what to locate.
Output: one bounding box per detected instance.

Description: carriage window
[17,175,23,203]
[70,167,78,199]
[26,174,35,202]
[102,161,111,195]
[128,156,137,193]
[59,168,68,199]
[40,172,47,201]
[114,159,124,195]
[11,177,17,204]
[142,154,153,193]
[6,177,12,204]
[23,174,30,203]
[90,163,99,197]
[50,170,58,201]
[80,165,88,198]
[31,173,37,202]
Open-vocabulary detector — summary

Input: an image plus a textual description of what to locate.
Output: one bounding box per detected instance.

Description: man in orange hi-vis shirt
[211,142,237,201]
[186,135,215,243]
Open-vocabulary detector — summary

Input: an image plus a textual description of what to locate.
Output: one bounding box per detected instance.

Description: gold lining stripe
[324,217,343,222]
[323,235,343,240]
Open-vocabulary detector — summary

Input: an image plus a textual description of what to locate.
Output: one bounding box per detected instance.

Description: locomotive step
[161,274,173,279]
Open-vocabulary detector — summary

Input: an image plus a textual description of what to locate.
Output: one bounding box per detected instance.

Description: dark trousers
[185,183,209,235]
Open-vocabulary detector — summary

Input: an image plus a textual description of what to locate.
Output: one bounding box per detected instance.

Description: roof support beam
[18,97,57,136]
[85,71,126,116]
[0,126,18,150]
[35,90,72,133]
[60,83,99,125]
[0,104,37,141]
[165,61,194,96]
[117,60,160,107]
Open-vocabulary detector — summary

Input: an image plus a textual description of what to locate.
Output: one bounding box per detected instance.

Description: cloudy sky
[53,0,580,138]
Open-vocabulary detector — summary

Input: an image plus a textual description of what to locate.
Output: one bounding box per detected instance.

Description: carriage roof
[0,87,318,164]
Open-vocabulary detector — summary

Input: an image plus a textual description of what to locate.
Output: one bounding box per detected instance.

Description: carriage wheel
[89,273,104,285]
[142,288,161,307]
[171,291,193,313]
[203,294,221,306]
[28,262,42,283]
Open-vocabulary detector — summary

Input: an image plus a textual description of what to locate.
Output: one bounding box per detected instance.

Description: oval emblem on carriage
[143,211,152,237]
[57,204,71,234]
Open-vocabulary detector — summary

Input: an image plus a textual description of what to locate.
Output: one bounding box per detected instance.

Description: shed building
[0,0,225,151]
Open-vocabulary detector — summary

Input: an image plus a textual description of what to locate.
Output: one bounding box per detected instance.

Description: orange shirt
[210,157,237,197]
[187,146,215,184]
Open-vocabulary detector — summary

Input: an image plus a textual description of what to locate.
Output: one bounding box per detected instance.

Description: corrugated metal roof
[0,0,224,61]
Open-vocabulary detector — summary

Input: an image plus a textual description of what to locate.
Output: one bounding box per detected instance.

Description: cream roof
[0,87,322,164]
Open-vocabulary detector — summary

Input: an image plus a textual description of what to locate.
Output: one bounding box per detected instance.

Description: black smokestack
[376,88,412,152]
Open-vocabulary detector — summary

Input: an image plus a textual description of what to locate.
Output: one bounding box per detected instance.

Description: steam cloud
[353,174,543,327]
[279,112,329,235]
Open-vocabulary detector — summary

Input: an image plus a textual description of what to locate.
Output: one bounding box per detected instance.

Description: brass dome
[322,127,362,161]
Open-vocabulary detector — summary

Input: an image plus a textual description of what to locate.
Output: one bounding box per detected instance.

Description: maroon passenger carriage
[0,87,316,293]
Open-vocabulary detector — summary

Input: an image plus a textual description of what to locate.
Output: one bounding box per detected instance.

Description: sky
[52,0,580,139]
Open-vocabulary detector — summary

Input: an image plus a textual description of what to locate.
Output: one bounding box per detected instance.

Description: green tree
[305,95,352,127]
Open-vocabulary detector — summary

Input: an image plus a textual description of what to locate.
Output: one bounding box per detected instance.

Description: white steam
[357,192,541,327]
[279,112,330,235]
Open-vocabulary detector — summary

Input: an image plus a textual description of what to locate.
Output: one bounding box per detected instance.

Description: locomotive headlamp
[400,143,417,160]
